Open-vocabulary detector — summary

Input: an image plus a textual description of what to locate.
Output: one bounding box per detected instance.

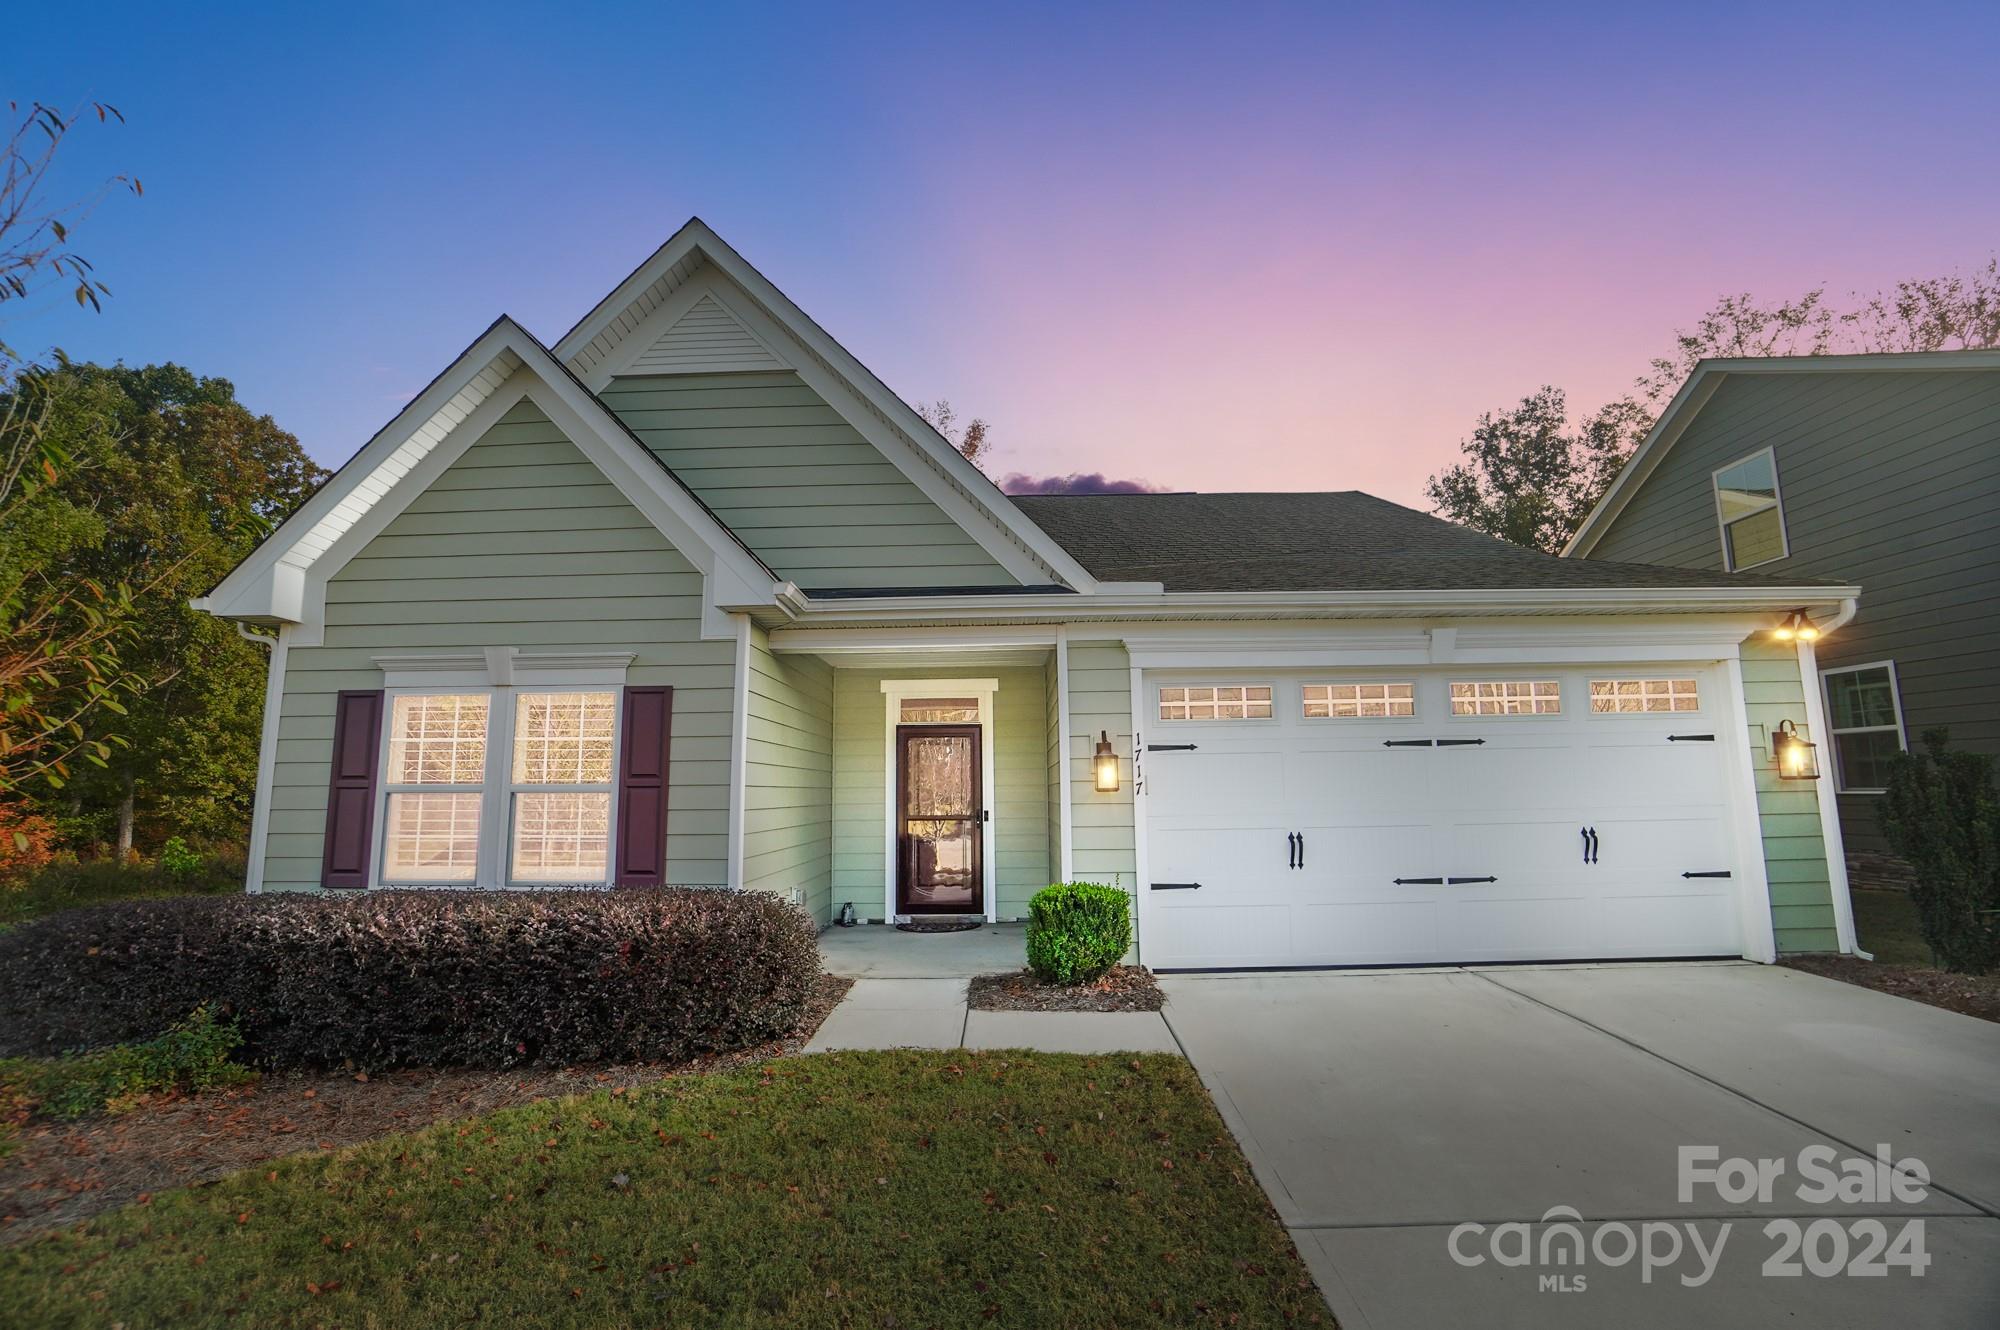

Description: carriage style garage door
[1140,668,1745,969]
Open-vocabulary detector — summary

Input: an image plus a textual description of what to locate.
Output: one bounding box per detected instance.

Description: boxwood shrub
[0,888,821,1070]
[1025,882,1133,983]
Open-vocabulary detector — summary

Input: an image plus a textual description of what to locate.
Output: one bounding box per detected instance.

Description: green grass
[0,856,243,926]
[1851,887,1934,967]
[0,1051,1327,1328]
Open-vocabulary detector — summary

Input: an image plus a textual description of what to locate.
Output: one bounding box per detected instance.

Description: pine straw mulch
[1779,955,2000,1024]
[968,966,1166,1013]
[0,973,851,1245]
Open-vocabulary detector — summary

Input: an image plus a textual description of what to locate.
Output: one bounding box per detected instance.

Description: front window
[1713,449,1788,570]
[1823,664,1906,793]
[382,693,489,882]
[380,688,620,886]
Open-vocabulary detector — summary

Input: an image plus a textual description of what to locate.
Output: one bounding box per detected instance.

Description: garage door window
[1588,678,1699,713]
[1450,680,1561,716]
[1159,685,1273,721]
[1302,682,1415,718]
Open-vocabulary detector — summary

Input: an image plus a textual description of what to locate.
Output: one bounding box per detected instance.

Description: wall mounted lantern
[1093,731,1120,793]
[1772,610,1820,643]
[1773,719,1820,780]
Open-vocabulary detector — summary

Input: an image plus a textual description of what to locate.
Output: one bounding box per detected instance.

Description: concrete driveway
[1161,962,2000,1329]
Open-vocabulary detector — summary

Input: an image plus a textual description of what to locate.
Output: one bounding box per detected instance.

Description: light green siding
[829,665,1053,919]
[1740,638,1841,953]
[598,372,1018,591]
[265,398,735,890]
[1066,641,1137,892]
[742,625,834,922]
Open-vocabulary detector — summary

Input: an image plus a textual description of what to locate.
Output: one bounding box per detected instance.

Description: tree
[1423,388,1647,556]
[915,399,989,466]
[1430,261,2000,551]
[0,100,142,801]
[19,364,325,853]
[1880,729,2000,974]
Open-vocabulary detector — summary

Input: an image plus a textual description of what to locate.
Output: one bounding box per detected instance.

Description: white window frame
[1585,676,1704,716]
[1155,682,1277,723]
[1711,446,1790,571]
[1299,680,1418,720]
[377,691,492,886]
[367,651,632,889]
[1447,678,1564,717]
[504,691,623,887]
[1818,660,1908,795]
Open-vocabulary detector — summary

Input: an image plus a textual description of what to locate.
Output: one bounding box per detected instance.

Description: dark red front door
[896,725,983,915]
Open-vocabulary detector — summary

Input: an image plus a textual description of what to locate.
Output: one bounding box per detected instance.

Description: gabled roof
[553,218,1106,592]
[1013,491,1858,595]
[196,316,779,637]
[1563,347,2000,557]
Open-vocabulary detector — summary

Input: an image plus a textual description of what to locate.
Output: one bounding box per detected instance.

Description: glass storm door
[896,724,984,914]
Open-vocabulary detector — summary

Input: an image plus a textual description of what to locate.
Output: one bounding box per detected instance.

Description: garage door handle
[1287,832,1298,869]
[1667,734,1716,742]
[1393,877,1444,885]
[1447,875,1499,885]
[1681,870,1732,879]
[1383,739,1434,748]
[1148,743,1198,752]
[1298,833,1305,869]
[1586,826,1598,864]
[1435,738,1486,747]
[1151,882,1202,891]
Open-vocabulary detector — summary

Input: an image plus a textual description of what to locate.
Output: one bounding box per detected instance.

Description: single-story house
[197,219,1864,969]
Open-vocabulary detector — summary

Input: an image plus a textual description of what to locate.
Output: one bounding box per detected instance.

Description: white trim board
[878,677,1000,924]
[1799,641,1860,955]
[195,318,780,644]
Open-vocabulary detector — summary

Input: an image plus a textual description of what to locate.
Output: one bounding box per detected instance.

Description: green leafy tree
[1880,729,2000,974]
[1431,262,2000,551]
[20,365,325,853]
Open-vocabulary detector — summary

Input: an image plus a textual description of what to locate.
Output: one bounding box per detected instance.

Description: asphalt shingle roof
[1009,492,1844,593]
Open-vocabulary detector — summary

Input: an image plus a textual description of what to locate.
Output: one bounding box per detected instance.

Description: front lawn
[0,1050,1327,1328]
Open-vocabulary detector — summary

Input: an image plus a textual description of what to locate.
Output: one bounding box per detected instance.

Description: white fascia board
[765,623,1060,653]
[781,583,1863,627]
[197,317,783,642]
[1563,347,2000,558]
[556,220,1103,593]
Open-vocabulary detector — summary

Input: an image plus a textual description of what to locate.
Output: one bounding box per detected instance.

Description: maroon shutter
[321,689,384,889]
[615,685,673,887]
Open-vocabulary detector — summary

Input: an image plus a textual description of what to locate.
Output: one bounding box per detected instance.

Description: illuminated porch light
[1773,719,1820,780]
[1772,610,1820,643]
[1093,731,1120,793]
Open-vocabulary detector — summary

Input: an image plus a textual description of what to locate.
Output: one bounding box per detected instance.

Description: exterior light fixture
[1093,731,1120,792]
[1773,719,1819,780]
[1772,610,1820,643]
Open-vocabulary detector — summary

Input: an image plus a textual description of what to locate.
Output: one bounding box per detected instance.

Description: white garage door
[1140,668,1744,969]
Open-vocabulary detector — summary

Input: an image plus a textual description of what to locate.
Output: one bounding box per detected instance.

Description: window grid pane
[388,694,489,786]
[1303,682,1416,719]
[383,793,481,881]
[512,691,617,785]
[1589,678,1700,713]
[1827,669,1898,730]
[1159,684,1272,721]
[1834,729,1904,792]
[510,792,611,882]
[1450,680,1562,716]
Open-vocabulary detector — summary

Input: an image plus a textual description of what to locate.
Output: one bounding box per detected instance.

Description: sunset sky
[10,0,1998,506]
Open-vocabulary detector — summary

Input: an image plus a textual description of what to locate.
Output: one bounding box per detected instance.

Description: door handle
[1581,826,1591,865]
[1297,832,1305,870]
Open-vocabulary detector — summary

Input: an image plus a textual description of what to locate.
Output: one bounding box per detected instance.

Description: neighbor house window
[1450,680,1561,716]
[1303,682,1415,718]
[382,693,489,882]
[1589,678,1700,713]
[1158,685,1273,721]
[1822,663,1906,793]
[1713,448,1788,570]
[508,691,617,883]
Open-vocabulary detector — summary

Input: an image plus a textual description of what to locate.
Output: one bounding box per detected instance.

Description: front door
[896,724,984,915]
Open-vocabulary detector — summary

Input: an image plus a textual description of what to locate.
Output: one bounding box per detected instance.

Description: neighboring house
[197,219,1866,970]
[1565,350,2000,892]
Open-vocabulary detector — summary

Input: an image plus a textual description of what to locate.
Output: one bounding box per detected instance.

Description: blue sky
[9,1,1998,503]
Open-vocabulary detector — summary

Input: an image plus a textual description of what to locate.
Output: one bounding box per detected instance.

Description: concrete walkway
[1162,963,2000,1329]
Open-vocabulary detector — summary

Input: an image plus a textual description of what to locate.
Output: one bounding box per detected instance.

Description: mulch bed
[968,966,1165,1013]
[0,972,851,1244]
[1779,955,2000,1024]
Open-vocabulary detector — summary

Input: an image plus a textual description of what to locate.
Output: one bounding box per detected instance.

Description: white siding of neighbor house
[262,397,735,891]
